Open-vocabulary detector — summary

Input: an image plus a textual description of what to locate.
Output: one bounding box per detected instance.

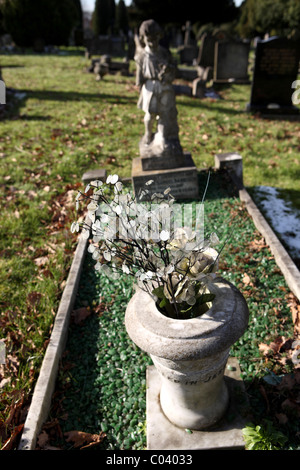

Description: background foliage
[237,0,300,38]
[0,0,299,48]
[0,0,82,47]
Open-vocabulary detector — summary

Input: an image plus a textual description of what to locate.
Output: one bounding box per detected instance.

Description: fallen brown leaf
[64,430,106,449]
[71,307,91,325]
[259,342,273,356]
[242,273,253,286]
[259,336,286,356]
[34,256,49,267]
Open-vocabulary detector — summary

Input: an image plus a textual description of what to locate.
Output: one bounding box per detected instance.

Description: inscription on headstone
[248,37,300,114]
[132,154,198,201]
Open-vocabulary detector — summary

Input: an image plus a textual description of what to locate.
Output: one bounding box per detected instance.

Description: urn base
[160,376,229,430]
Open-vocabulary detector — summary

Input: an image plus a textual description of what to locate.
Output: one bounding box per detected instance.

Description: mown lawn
[0,48,299,449]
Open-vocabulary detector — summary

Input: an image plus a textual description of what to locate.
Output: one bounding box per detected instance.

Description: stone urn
[125,276,249,430]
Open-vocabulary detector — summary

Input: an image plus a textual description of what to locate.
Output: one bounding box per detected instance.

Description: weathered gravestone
[197,32,216,70]
[88,55,130,80]
[85,35,125,57]
[131,20,199,200]
[177,21,199,65]
[213,41,250,83]
[196,31,230,84]
[247,37,300,115]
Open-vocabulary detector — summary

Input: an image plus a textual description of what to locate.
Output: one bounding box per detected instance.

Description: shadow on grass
[0,87,137,121]
[16,114,52,121]
[1,64,25,68]
[20,88,137,105]
[178,96,247,116]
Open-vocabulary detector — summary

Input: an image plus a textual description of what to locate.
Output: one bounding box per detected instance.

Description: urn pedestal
[125,277,249,430]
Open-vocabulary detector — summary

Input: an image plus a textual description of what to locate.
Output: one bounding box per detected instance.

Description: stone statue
[134,19,184,170]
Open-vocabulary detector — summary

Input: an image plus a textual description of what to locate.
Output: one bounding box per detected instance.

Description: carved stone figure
[134,19,185,170]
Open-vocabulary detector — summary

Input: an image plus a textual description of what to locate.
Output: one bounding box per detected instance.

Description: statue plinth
[132,154,199,201]
[139,133,186,171]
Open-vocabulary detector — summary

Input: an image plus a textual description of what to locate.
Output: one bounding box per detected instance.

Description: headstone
[213,41,250,83]
[183,20,193,47]
[132,154,199,200]
[197,32,216,69]
[131,20,199,200]
[214,153,243,188]
[192,77,206,98]
[247,37,300,115]
[85,35,125,57]
[88,55,130,79]
[196,32,216,86]
[176,67,198,81]
[173,83,192,97]
[177,21,198,65]
[82,168,107,184]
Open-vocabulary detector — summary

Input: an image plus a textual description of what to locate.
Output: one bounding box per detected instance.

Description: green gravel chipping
[50,170,295,450]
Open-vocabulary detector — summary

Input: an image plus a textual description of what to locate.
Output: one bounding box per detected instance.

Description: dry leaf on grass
[242,272,254,286]
[259,336,288,356]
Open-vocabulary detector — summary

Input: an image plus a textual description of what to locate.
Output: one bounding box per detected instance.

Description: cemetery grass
[0,50,299,450]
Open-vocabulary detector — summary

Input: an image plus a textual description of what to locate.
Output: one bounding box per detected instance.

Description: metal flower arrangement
[71,174,220,320]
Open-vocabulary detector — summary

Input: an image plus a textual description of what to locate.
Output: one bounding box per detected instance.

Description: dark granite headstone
[85,35,125,56]
[248,37,300,114]
[213,41,250,83]
[197,33,216,68]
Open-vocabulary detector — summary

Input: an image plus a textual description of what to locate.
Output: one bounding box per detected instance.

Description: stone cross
[183,21,192,46]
